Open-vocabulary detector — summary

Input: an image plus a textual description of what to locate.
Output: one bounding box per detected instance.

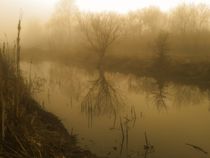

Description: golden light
[75,0,210,13]
[0,0,59,19]
[22,0,59,15]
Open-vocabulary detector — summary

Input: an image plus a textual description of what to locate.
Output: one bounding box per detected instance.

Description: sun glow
[0,0,59,20]
[22,0,59,16]
[75,0,210,13]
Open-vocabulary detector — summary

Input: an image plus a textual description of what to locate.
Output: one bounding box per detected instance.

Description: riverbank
[0,47,99,158]
[3,97,99,158]
[22,50,210,91]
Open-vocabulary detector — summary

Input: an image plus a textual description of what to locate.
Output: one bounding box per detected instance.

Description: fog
[12,0,210,64]
[0,0,57,40]
[1,0,210,158]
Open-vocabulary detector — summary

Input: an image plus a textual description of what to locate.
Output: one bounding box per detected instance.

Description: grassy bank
[3,97,98,158]
[0,42,98,158]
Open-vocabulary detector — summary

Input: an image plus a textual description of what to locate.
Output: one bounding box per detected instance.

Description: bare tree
[78,12,121,67]
[153,31,170,69]
[170,3,210,34]
[141,7,167,34]
[48,0,77,50]
[126,11,144,38]
[196,4,210,32]
[170,4,191,34]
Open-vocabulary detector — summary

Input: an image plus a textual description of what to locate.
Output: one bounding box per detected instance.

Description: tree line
[39,0,210,62]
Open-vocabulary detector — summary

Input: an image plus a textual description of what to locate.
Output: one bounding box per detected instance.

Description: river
[21,61,210,158]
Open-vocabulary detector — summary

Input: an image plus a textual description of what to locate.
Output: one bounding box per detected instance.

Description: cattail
[16,19,21,76]
[15,18,22,118]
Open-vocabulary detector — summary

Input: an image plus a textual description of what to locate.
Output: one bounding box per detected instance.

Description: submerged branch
[186,143,208,155]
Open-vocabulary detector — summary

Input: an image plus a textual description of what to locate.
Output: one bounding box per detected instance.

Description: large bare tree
[78,12,121,67]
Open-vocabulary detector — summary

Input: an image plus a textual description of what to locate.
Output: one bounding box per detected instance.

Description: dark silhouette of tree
[78,12,121,68]
[152,31,170,74]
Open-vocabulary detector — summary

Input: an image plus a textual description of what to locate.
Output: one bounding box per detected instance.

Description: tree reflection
[126,32,170,111]
[128,76,168,111]
[81,66,124,122]
[173,85,203,107]
[151,77,168,111]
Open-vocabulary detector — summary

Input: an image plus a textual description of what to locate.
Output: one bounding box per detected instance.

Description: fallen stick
[186,143,208,155]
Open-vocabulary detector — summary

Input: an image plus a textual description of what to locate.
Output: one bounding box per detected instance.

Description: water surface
[21,61,210,158]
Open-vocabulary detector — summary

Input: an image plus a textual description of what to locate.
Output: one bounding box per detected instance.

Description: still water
[21,61,210,158]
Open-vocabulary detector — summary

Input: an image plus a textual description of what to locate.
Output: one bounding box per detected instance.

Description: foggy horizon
[1,0,210,158]
[1,0,210,40]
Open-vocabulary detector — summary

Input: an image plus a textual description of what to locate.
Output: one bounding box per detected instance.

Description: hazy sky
[1,0,210,20]
[0,0,58,40]
[0,0,210,40]
[0,0,57,22]
[76,0,210,13]
[1,0,210,21]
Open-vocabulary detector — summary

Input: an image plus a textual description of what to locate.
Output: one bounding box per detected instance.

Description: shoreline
[3,96,99,158]
[21,51,210,91]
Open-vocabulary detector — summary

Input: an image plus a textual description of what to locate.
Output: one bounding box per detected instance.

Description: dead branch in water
[186,143,208,155]
[144,131,154,158]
